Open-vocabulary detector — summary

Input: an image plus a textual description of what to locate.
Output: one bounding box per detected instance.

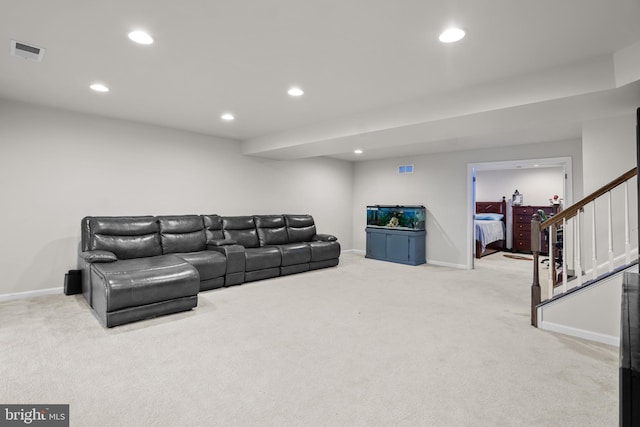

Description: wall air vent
[398,165,414,174]
[10,39,45,62]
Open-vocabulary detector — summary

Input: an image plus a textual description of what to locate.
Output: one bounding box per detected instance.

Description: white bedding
[475,220,505,252]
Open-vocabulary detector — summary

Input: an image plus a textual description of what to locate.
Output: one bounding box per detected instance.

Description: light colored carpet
[0,252,618,426]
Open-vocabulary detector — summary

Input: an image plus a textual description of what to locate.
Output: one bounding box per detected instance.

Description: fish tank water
[366,205,426,230]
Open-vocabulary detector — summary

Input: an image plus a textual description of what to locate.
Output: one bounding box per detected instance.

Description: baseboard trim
[427,259,469,269]
[342,249,364,255]
[0,287,63,303]
[345,251,467,269]
[342,249,367,256]
[538,320,619,347]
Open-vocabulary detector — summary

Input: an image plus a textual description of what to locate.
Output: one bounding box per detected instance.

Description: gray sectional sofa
[80,214,340,327]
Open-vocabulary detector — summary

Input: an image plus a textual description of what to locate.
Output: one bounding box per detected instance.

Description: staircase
[530,167,638,345]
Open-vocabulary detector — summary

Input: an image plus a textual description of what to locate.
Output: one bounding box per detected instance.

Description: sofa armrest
[312,234,338,242]
[207,243,246,285]
[206,239,238,248]
[79,250,118,263]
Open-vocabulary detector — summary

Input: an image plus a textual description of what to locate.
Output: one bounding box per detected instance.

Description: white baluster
[547,223,556,300]
[562,218,568,293]
[607,192,614,272]
[574,211,582,288]
[625,181,632,265]
[592,202,598,281]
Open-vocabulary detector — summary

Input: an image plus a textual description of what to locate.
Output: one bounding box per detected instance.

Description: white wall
[353,139,583,268]
[476,167,565,207]
[2,100,635,295]
[614,40,640,87]
[0,99,354,296]
[538,266,634,346]
[582,113,636,193]
[579,113,639,268]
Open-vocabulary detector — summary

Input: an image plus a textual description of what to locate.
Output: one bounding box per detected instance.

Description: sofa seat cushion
[308,241,341,262]
[245,247,281,271]
[91,255,199,312]
[174,251,226,281]
[277,243,312,266]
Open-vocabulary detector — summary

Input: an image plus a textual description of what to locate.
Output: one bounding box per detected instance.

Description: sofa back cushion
[158,215,206,254]
[254,215,289,246]
[83,216,162,260]
[222,216,259,248]
[202,215,224,241]
[285,214,317,243]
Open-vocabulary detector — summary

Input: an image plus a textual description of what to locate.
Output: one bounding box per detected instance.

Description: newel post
[531,213,542,326]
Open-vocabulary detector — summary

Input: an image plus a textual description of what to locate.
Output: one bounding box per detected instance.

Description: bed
[475,197,507,258]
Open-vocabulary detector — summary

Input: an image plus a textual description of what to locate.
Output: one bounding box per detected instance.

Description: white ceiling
[2,0,640,161]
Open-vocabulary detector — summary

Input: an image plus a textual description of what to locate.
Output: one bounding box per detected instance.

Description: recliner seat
[89,254,199,327]
[79,216,201,327]
[222,216,282,282]
[284,214,340,270]
[158,215,227,291]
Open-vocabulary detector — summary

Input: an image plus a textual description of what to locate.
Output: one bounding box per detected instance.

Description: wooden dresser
[512,205,559,254]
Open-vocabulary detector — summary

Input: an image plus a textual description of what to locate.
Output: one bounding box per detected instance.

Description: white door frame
[466,156,573,269]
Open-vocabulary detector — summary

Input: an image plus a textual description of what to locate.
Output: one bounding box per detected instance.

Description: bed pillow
[476,213,504,221]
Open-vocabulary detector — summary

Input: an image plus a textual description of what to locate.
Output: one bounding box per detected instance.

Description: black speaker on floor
[64,270,82,295]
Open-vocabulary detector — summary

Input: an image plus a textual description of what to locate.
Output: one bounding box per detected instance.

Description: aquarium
[366,205,426,230]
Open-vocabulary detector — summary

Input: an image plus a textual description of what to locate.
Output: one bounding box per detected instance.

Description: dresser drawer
[514,222,531,233]
[513,207,537,216]
[514,215,535,224]
[514,230,532,240]
[514,206,556,218]
[514,240,549,253]
[513,239,531,252]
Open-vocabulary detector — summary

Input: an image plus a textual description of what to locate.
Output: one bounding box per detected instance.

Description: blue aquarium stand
[365,227,426,266]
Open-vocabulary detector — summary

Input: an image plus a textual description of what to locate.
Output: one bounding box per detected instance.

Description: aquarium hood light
[398,165,414,174]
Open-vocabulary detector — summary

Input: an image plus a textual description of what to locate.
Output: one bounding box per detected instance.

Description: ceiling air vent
[10,39,45,62]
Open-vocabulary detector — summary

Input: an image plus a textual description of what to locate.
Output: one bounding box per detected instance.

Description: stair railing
[531,167,638,326]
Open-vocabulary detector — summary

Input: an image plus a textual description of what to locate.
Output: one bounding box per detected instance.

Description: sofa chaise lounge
[79,214,340,327]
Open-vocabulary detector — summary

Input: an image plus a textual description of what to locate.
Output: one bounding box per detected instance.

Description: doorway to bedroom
[467,157,572,269]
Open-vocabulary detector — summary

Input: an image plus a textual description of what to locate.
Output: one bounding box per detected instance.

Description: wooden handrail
[541,167,638,230]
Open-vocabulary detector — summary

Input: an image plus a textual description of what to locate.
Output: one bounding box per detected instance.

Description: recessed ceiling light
[89,83,109,92]
[354,149,363,154]
[128,30,154,45]
[221,113,235,121]
[288,87,304,97]
[439,27,465,43]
